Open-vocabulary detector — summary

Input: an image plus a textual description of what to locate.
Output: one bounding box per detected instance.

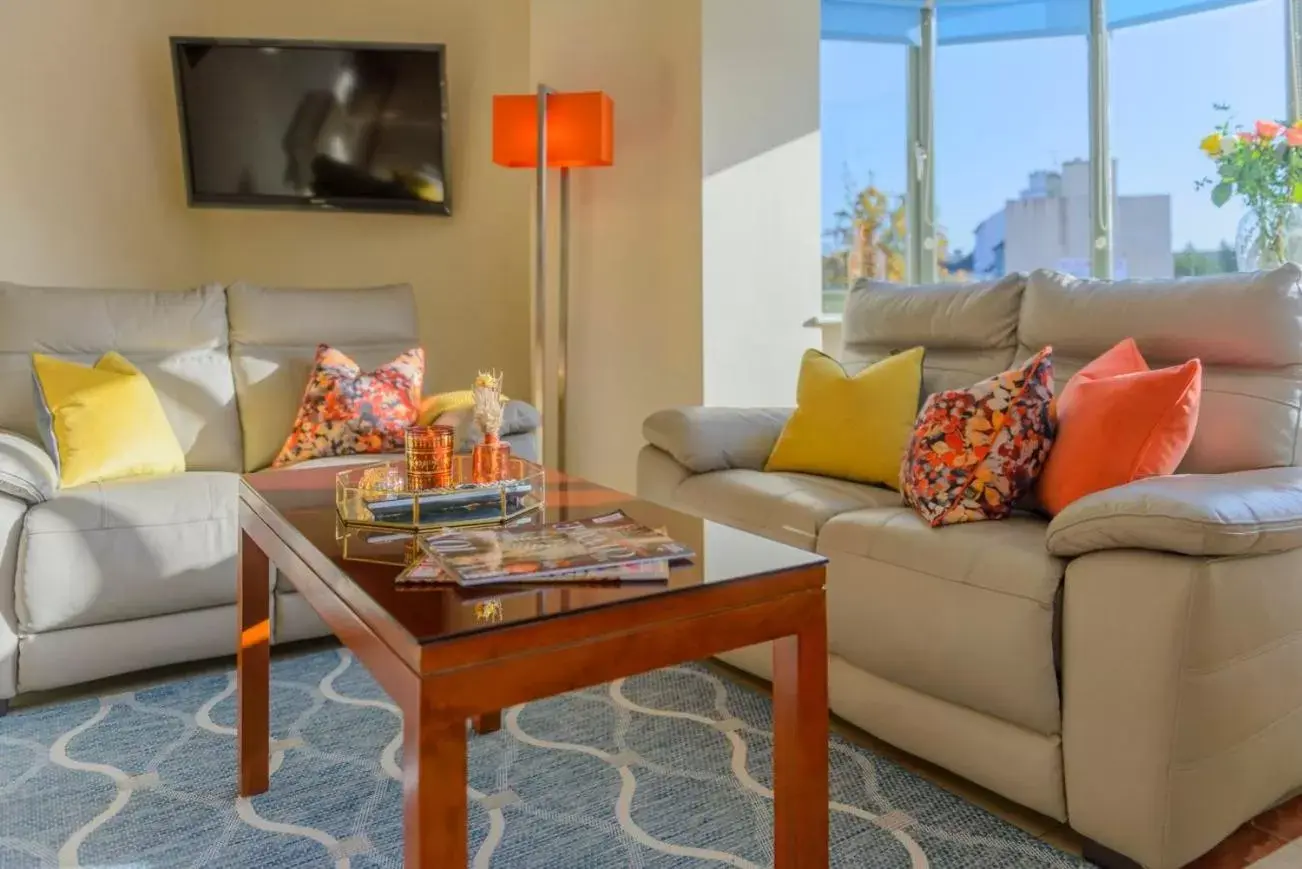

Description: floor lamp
[492,88,614,472]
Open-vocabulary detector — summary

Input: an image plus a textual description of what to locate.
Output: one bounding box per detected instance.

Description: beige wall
[701,0,821,408]
[531,0,820,491]
[0,0,532,394]
[530,0,706,491]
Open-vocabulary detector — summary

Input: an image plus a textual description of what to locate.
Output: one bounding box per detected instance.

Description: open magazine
[416,510,693,587]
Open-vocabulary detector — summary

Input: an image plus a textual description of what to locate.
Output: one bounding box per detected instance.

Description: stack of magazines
[397,510,693,587]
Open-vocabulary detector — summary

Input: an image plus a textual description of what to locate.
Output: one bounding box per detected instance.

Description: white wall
[0,0,533,393]
[701,0,822,408]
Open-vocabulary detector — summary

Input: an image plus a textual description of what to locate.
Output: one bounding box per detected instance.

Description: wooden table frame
[238,490,829,868]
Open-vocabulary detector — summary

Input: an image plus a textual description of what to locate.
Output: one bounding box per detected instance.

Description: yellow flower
[1200,133,1223,157]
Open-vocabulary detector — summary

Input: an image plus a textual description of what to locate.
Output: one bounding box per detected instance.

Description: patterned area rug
[0,648,1088,867]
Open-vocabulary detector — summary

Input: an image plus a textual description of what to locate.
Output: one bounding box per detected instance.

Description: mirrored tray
[335,454,546,533]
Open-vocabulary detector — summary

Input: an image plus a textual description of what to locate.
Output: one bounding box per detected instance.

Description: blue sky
[821,0,1287,255]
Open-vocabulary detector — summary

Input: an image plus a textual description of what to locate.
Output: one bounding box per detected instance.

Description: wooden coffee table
[237,463,829,867]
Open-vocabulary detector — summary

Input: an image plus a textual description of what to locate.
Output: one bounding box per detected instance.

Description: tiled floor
[12,646,1302,868]
[1185,798,1302,868]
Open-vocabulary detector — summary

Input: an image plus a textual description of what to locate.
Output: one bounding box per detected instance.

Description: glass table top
[242,461,827,646]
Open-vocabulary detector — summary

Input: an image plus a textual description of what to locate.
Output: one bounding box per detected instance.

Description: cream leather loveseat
[638,265,1302,869]
[0,281,536,712]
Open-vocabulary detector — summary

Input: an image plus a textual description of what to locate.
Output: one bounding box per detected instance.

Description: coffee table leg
[405,683,468,867]
[472,711,501,735]
[772,595,829,868]
[238,528,271,797]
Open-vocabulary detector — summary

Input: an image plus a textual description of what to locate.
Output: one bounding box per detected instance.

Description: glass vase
[472,433,511,484]
[1235,206,1302,271]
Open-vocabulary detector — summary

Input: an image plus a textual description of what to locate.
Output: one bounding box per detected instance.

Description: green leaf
[1292,182,1302,204]
[1211,181,1233,207]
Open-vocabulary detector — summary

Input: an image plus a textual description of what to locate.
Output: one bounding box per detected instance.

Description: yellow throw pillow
[32,351,186,488]
[765,347,924,489]
[417,389,511,425]
[417,390,476,425]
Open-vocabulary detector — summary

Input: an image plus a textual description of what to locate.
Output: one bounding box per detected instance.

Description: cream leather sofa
[638,265,1302,869]
[0,281,536,712]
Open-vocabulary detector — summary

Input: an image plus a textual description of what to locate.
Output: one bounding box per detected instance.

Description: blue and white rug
[0,648,1087,867]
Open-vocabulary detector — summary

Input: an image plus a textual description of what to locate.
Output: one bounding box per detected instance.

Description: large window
[819,0,1298,301]
[820,40,908,313]
[1111,0,1286,277]
[935,35,1088,279]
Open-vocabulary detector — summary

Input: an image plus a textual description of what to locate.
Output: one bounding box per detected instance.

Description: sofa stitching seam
[1054,512,1302,534]
[23,515,234,536]
[1181,626,1302,676]
[1158,564,1200,862]
[1046,512,1302,555]
[817,542,1057,608]
[0,473,41,503]
[1171,697,1302,772]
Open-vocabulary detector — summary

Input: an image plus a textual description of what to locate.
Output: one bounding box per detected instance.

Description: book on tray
[406,509,693,587]
[365,480,534,523]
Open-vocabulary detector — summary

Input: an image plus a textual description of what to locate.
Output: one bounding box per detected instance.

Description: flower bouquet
[1198,106,1302,269]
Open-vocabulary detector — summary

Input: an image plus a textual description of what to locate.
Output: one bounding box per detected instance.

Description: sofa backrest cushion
[227,282,420,472]
[1019,265,1302,474]
[840,273,1026,399]
[0,282,242,472]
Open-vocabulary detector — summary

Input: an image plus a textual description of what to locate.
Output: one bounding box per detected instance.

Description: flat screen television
[171,37,451,215]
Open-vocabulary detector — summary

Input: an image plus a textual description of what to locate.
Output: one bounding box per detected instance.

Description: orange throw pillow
[1036,338,1201,515]
[273,344,424,467]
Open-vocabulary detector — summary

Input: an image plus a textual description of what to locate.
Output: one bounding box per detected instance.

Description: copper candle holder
[405,425,454,490]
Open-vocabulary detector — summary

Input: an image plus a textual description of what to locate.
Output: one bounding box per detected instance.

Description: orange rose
[1286,127,1302,147]
[1257,120,1284,139]
[1237,131,1257,143]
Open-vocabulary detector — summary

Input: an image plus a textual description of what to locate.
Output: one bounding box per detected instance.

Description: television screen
[171,38,450,215]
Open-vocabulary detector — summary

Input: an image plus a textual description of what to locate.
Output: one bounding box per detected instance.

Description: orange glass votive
[406,425,454,490]
[472,434,511,484]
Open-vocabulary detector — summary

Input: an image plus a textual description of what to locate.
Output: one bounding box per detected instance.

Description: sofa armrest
[0,430,57,504]
[642,407,792,474]
[1045,467,1302,558]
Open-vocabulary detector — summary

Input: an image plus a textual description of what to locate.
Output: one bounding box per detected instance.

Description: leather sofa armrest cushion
[0,429,58,504]
[1045,467,1302,558]
[642,407,793,474]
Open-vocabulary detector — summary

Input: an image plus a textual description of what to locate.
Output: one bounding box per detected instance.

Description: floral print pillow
[900,347,1056,527]
[272,344,424,468]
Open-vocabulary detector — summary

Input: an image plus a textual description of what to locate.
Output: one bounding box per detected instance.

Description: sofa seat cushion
[17,472,238,632]
[819,507,1065,735]
[672,469,901,550]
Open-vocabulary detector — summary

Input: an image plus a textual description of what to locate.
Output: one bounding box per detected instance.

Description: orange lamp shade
[492,91,614,169]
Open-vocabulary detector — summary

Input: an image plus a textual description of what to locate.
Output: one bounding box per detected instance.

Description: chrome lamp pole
[532,83,571,472]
